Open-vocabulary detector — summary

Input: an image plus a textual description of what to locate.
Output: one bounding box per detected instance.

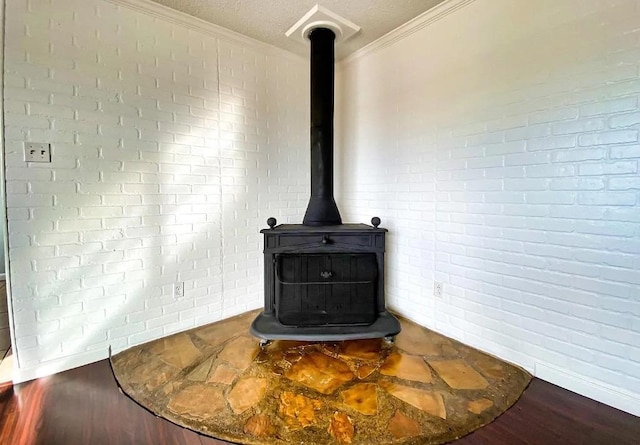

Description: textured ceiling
[149,0,447,59]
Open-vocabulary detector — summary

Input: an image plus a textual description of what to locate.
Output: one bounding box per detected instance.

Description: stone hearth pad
[111,310,531,445]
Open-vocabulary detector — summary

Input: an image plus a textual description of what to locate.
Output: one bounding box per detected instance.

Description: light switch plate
[24,142,51,162]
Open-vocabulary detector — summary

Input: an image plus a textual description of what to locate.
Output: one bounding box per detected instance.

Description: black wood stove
[250,27,401,343]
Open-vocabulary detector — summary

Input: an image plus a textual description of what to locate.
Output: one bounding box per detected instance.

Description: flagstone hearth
[111,310,531,445]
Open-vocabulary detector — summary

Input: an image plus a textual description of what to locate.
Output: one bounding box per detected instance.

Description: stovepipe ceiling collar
[285,4,361,45]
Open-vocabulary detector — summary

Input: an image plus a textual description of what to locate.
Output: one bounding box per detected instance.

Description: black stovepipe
[302,27,342,226]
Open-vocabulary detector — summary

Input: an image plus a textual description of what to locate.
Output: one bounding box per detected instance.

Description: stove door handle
[321,235,330,244]
[320,271,333,279]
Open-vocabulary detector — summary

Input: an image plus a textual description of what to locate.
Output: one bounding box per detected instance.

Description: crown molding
[102,0,305,62]
[102,0,474,65]
[342,0,477,65]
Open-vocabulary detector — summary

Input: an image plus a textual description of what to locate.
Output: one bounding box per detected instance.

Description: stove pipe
[302,27,342,226]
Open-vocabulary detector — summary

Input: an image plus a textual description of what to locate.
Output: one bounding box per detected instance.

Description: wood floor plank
[0,360,227,445]
[0,360,638,444]
[457,379,640,445]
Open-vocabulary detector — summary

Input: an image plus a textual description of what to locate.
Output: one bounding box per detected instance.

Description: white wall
[5,0,640,416]
[337,0,640,414]
[3,0,308,381]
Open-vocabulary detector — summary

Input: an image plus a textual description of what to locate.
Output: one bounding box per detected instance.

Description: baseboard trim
[535,361,640,417]
[12,349,109,384]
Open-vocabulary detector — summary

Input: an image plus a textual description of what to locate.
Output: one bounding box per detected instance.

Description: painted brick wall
[3,0,308,381]
[337,0,640,414]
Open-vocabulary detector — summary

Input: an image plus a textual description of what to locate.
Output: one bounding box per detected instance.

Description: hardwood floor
[0,360,638,445]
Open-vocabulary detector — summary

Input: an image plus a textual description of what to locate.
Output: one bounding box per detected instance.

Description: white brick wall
[338,0,640,414]
[4,0,308,381]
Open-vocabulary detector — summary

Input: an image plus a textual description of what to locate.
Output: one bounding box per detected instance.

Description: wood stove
[250,27,400,342]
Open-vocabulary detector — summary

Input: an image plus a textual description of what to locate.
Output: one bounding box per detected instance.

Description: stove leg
[383,335,395,346]
[259,339,272,348]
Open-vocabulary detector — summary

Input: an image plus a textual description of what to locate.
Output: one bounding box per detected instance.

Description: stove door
[275,253,378,326]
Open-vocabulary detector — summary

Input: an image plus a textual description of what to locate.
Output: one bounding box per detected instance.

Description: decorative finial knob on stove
[371,217,381,228]
[267,217,277,229]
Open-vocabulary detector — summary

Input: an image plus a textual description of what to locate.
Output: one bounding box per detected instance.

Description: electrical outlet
[434,281,443,298]
[174,281,185,298]
[24,142,51,162]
